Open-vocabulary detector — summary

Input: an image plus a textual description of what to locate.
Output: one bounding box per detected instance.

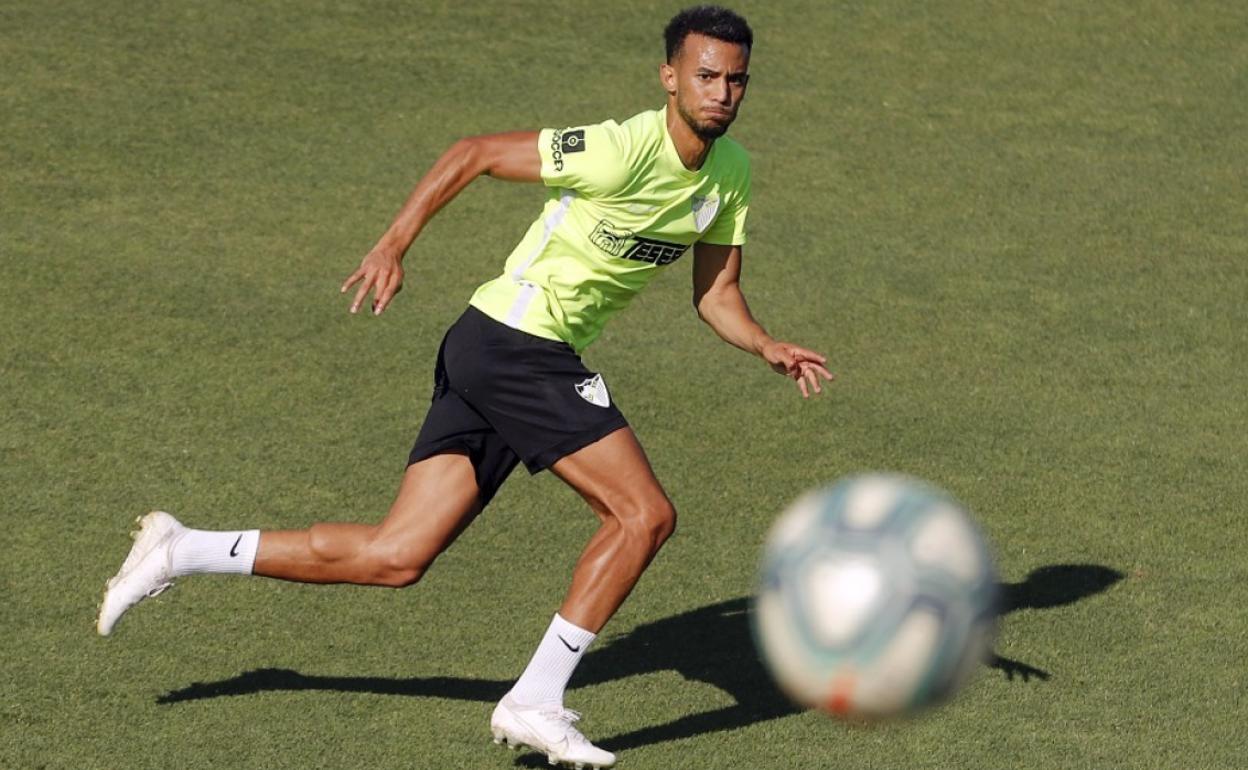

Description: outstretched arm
[692,242,834,398]
[341,131,542,315]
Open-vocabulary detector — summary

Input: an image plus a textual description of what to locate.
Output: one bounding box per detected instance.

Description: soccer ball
[753,474,1000,719]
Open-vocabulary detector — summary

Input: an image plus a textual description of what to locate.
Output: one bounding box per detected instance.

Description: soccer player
[97,6,832,768]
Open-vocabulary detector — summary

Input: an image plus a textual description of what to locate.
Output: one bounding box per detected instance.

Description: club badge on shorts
[575,373,611,408]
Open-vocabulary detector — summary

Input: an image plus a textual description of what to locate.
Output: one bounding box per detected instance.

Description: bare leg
[550,427,677,632]
[254,452,481,587]
[488,428,667,768]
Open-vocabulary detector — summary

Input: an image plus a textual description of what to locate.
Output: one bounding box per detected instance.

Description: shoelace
[539,707,590,745]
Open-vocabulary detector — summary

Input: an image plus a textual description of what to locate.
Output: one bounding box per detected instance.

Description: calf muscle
[552,428,677,632]
[251,454,482,586]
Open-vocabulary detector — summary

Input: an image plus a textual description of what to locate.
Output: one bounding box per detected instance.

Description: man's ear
[659,62,677,97]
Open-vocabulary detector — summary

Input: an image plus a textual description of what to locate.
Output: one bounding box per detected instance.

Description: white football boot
[97,511,185,636]
[490,694,616,769]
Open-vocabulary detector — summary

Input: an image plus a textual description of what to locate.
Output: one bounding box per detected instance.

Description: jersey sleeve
[538,120,631,196]
[699,162,750,246]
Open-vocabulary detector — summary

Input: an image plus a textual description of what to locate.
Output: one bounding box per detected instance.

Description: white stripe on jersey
[506,190,575,328]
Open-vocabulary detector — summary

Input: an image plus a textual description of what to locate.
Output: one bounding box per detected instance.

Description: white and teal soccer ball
[753,474,1000,719]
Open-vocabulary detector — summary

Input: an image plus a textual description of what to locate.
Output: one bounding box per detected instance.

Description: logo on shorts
[575,373,611,408]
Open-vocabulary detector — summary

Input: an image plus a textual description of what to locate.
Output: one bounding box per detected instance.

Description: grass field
[3,0,1246,767]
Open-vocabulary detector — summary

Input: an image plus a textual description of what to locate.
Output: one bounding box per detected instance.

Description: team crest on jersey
[575,373,611,408]
[692,193,720,232]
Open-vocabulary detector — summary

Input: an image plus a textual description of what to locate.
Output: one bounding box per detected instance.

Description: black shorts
[408,306,629,506]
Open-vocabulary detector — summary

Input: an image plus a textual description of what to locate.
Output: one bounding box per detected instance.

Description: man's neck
[665,103,714,171]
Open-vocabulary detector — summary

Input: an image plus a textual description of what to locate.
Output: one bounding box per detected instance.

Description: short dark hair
[664,5,753,62]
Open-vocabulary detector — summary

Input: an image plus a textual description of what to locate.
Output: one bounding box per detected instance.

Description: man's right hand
[339,131,540,317]
[341,246,404,316]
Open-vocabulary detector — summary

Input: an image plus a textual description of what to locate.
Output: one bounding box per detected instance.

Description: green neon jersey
[468,106,750,353]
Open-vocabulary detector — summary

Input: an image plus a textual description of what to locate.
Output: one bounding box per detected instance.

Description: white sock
[508,613,597,708]
[170,528,260,576]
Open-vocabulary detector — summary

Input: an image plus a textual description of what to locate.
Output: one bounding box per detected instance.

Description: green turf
[3,0,1246,767]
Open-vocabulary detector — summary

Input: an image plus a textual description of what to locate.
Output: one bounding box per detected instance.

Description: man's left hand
[762,342,835,398]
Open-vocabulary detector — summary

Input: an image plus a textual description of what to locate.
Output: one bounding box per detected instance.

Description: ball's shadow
[158,563,1123,754]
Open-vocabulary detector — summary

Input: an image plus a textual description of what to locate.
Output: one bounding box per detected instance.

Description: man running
[97,6,832,768]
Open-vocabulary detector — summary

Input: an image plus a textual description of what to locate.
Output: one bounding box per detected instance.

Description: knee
[369,539,435,588]
[620,497,677,553]
[373,565,426,588]
[307,524,431,588]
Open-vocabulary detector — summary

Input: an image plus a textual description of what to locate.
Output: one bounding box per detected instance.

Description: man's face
[662,33,751,140]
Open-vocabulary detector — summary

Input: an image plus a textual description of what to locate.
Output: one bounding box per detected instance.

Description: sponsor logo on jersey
[692,193,719,232]
[575,373,611,408]
[621,237,688,266]
[549,128,585,172]
[590,219,690,266]
[591,220,632,256]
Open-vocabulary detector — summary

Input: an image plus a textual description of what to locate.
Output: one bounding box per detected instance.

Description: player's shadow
[988,563,1123,682]
[157,563,1122,755]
